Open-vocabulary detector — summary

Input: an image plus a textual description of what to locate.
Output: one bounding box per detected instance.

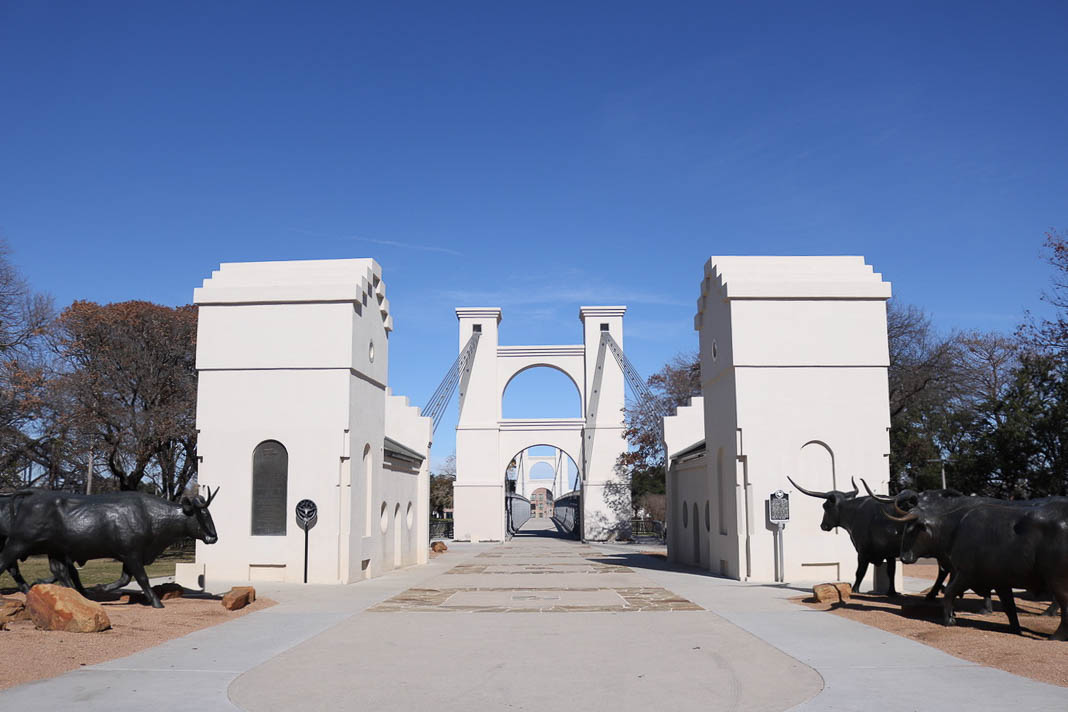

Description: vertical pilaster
[579,306,629,540]
[454,308,504,541]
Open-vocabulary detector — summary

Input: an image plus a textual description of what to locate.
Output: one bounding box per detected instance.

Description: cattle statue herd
[790,476,1068,641]
[0,488,219,608]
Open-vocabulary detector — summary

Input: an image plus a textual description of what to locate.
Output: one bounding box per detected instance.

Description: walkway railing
[631,518,666,541]
[429,518,454,541]
[505,492,531,538]
[552,491,581,539]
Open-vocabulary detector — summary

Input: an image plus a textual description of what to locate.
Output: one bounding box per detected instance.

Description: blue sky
[2,2,1066,467]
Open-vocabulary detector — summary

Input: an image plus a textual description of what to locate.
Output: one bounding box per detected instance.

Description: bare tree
[0,240,54,489]
[887,301,960,419]
[614,352,701,514]
[1022,229,1068,353]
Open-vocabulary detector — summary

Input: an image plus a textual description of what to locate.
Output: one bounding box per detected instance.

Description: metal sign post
[295,499,318,584]
[769,489,790,583]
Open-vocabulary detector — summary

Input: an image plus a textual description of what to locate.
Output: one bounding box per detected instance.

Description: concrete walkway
[2,519,1067,711]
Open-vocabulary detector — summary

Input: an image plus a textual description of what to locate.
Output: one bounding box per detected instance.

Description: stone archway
[453,306,630,542]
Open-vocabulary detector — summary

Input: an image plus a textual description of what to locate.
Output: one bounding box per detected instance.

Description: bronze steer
[891,496,1068,640]
[0,489,218,608]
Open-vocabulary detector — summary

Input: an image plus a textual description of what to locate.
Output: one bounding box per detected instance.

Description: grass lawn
[0,547,194,591]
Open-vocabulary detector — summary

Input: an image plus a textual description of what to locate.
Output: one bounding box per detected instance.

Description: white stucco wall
[178,258,428,588]
[679,256,892,587]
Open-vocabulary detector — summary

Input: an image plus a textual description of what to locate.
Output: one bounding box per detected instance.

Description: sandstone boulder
[119,583,185,605]
[154,583,184,601]
[431,541,448,553]
[26,584,110,633]
[221,586,256,611]
[0,596,28,623]
[812,582,851,604]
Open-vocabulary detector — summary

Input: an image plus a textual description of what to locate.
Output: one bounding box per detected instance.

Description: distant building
[530,487,554,518]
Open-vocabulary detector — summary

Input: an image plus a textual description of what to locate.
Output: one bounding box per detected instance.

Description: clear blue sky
[2,2,1066,466]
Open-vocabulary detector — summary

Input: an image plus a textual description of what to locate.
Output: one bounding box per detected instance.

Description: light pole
[926,458,947,489]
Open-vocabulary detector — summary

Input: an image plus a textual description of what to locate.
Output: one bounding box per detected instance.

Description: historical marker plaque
[769,489,790,523]
[251,440,288,536]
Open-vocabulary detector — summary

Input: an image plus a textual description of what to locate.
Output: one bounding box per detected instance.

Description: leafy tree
[885,300,962,490]
[430,454,455,517]
[49,300,198,499]
[948,353,1068,498]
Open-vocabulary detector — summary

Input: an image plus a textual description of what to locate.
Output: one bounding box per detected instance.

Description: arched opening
[692,502,701,565]
[363,444,373,537]
[505,445,581,538]
[393,503,402,567]
[251,440,288,536]
[717,448,728,535]
[501,366,582,419]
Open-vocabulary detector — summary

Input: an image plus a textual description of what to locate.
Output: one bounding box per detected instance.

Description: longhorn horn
[205,486,219,507]
[861,478,895,502]
[846,477,859,498]
[884,500,919,523]
[787,476,833,500]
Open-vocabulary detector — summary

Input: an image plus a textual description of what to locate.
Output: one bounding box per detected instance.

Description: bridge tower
[453,306,629,542]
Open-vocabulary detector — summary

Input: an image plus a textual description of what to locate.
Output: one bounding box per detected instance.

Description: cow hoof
[944,618,956,627]
[1050,630,1068,642]
[924,592,938,601]
[887,590,900,598]
[151,600,164,609]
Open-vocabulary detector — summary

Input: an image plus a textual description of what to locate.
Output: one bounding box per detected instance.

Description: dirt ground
[0,590,275,691]
[795,560,1067,688]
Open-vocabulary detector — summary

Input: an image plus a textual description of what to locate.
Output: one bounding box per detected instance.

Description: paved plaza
[3,519,1067,711]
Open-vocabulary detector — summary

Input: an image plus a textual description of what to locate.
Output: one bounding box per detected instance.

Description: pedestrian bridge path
[230,518,820,710]
[3,519,1067,711]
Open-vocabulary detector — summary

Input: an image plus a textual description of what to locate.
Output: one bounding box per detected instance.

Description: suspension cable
[423,332,480,434]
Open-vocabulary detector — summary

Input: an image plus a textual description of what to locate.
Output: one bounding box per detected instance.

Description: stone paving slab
[368,585,703,613]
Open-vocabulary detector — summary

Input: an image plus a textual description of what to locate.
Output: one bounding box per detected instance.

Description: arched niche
[251,440,288,536]
[799,440,836,489]
[501,364,583,418]
[796,440,837,534]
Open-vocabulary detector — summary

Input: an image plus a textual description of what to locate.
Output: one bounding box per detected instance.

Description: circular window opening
[406,502,414,529]
[705,501,711,532]
[368,340,375,363]
[379,501,389,533]
[682,501,689,528]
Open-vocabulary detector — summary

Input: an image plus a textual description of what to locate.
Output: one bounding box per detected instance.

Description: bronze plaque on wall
[251,440,288,536]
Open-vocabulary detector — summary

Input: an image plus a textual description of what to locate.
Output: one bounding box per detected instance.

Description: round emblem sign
[296,499,318,529]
